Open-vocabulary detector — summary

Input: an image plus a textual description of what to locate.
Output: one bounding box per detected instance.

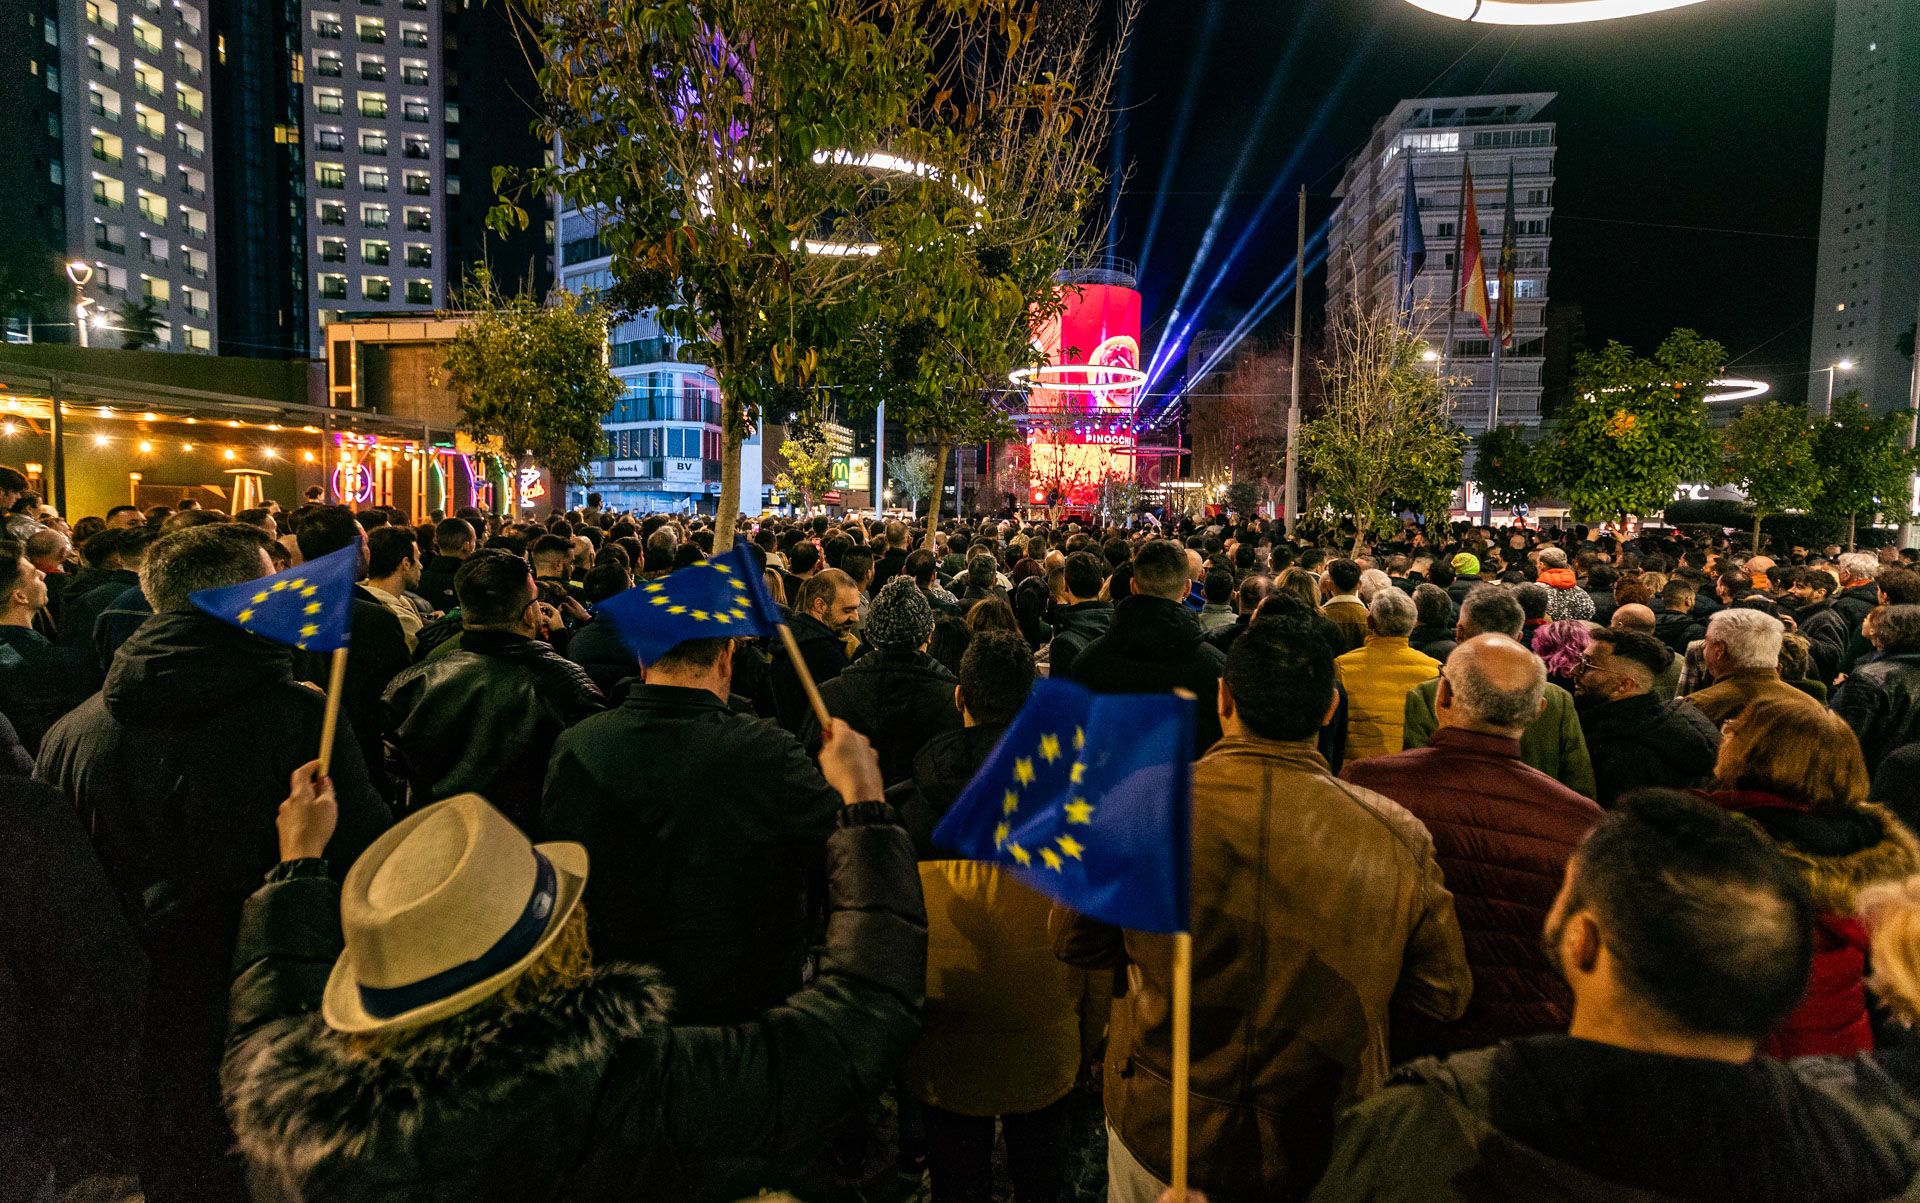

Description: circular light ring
[1705,378,1770,404]
[1400,0,1718,24]
[692,149,983,258]
[1009,364,1147,394]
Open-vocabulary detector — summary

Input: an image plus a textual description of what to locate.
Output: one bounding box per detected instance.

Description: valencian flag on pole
[1398,158,1426,319]
[933,677,1193,934]
[593,538,782,664]
[1495,162,1518,351]
[188,543,358,651]
[1456,161,1491,338]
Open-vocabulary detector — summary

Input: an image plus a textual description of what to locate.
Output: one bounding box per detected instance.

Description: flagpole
[776,623,834,733]
[1170,929,1193,1201]
[317,647,350,777]
[1483,338,1502,526]
[1284,185,1305,537]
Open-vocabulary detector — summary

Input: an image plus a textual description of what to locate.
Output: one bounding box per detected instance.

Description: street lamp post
[54,262,92,517]
[1820,358,1856,417]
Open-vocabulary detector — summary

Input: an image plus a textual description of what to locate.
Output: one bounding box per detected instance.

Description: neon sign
[332,462,373,505]
[519,467,546,508]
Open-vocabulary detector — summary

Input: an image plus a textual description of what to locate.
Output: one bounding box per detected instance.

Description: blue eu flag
[188,542,359,652]
[933,678,1193,934]
[593,538,782,665]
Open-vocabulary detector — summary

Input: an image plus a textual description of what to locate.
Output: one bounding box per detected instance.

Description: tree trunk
[1848,512,1858,552]
[713,397,747,548]
[1350,515,1368,558]
[924,437,951,550]
[1753,511,1764,554]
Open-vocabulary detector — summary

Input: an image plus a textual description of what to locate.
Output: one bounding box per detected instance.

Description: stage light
[138,440,152,453]
[223,449,236,461]
[93,434,108,447]
[1135,0,1225,281]
[1399,0,1719,24]
[182,443,194,452]
[1704,378,1769,403]
[303,450,317,463]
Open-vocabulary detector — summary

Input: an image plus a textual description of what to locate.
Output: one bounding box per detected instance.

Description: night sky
[1106,0,1835,395]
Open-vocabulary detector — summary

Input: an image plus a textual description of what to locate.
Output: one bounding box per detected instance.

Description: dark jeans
[923,1096,1070,1203]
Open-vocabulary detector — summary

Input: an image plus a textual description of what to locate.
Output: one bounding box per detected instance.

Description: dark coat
[541,684,841,1024]
[0,777,145,1196]
[891,723,1008,857]
[1446,575,1482,607]
[1310,1038,1920,1203]
[56,567,140,660]
[221,805,927,1203]
[381,628,604,827]
[1586,587,1618,627]
[1836,581,1881,636]
[35,611,391,1201]
[0,623,99,756]
[1870,742,1920,838]
[1796,599,1851,684]
[1069,594,1227,754]
[1408,624,1458,664]
[801,649,961,788]
[873,546,910,589]
[1045,600,1113,681]
[416,552,466,615]
[564,616,639,697]
[295,587,413,797]
[1341,728,1602,1056]
[764,610,850,733]
[1652,604,1706,655]
[1833,651,1920,774]
[1578,692,1721,808]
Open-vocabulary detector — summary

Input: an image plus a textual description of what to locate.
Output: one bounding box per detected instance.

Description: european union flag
[933,678,1193,934]
[593,538,781,665]
[188,542,359,652]
[1186,579,1206,611]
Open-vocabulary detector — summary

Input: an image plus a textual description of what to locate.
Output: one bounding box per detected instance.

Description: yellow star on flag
[1039,733,1061,763]
[299,623,319,639]
[1014,757,1035,787]
[1073,727,1086,750]
[1002,789,1020,816]
[993,822,1009,848]
[304,602,322,616]
[1064,798,1095,825]
[1056,834,1086,860]
[251,591,268,604]
[1039,847,1064,872]
[1070,762,1086,784]
[668,604,687,615]
[300,586,318,599]
[1008,843,1031,867]
[691,609,709,621]
[651,596,670,606]
[237,608,254,623]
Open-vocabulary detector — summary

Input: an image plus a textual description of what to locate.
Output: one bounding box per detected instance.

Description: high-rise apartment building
[64,0,220,351]
[1,0,69,343]
[1807,0,1919,416]
[299,0,445,349]
[554,206,757,515]
[441,0,552,298]
[1327,92,1557,438]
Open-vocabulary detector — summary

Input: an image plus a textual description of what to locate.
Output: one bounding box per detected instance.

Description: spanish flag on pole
[1456,161,1491,339]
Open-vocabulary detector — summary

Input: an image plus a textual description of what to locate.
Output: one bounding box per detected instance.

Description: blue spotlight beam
[1107,35,1133,244]
[1134,0,1224,282]
[1141,28,1384,398]
[1139,0,1324,388]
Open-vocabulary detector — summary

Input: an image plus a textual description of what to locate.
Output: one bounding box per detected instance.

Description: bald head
[1611,603,1656,634]
[1438,633,1547,736]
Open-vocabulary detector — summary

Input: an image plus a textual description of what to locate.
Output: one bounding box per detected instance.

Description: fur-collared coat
[221,804,927,1202]
[1698,790,1920,1059]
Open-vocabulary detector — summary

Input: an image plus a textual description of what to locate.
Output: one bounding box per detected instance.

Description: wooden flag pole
[317,647,350,777]
[1170,929,1193,1201]
[775,622,834,733]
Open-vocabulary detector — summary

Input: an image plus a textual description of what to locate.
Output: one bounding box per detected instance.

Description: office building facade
[1807,0,1919,415]
[1327,92,1557,438]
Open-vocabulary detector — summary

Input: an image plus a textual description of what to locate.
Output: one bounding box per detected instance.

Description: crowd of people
[3,468,1920,1203]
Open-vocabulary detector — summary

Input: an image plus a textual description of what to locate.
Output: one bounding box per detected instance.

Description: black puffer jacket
[541,685,841,1024]
[764,611,850,732]
[1046,601,1113,681]
[1069,594,1227,754]
[1577,693,1721,808]
[1833,650,1920,774]
[35,611,391,1201]
[381,628,604,828]
[1652,605,1706,655]
[221,804,927,1203]
[801,649,961,788]
[295,588,413,799]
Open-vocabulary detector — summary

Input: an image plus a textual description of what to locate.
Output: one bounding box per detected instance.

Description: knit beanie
[1452,553,1481,577]
[866,575,934,651]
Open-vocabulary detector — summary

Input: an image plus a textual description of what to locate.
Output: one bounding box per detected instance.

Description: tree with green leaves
[886,448,937,517]
[1475,424,1542,512]
[773,428,834,512]
[438,269,621,506]
[1223,480,1262,518]
[116,297,165,351]
[1722,400,1818,551]
[1540,329,1723,521]
[1812,393,1918,549]
[1300,302,1467,553]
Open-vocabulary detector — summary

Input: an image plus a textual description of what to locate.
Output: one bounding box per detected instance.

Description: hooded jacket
[1698,790,1920,1059]
[220,804,928,1203]
[1578,692,1721,808]
[801,648,961,788]
[1068,594,1226,754]
[888,725,1083,1118]
[1538,568,1596,622]
[1046,600,1114,681]
[1309,1039,1920,1203]
[35,611,391,1199]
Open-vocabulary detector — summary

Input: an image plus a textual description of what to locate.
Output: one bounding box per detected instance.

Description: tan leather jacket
[1054,735,1471,1199]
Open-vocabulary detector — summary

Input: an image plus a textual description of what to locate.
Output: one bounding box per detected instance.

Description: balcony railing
[174,134,204,157]
[95,235,127,254]
[93,191,125,211]
[137,163,164,183]
[183,262,208,278]
[403,178,429,195]
[134,78,164,100]
[179,180,205,199]
[403,144,430,159]
[92,145,123,166]
[316,59,342,76]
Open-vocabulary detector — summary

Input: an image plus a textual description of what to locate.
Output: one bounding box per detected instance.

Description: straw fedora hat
[321,794,588,1034]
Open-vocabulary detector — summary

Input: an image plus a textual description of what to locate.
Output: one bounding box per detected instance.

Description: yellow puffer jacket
[900,860,1083,1117]
[1336,636,1441,762]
